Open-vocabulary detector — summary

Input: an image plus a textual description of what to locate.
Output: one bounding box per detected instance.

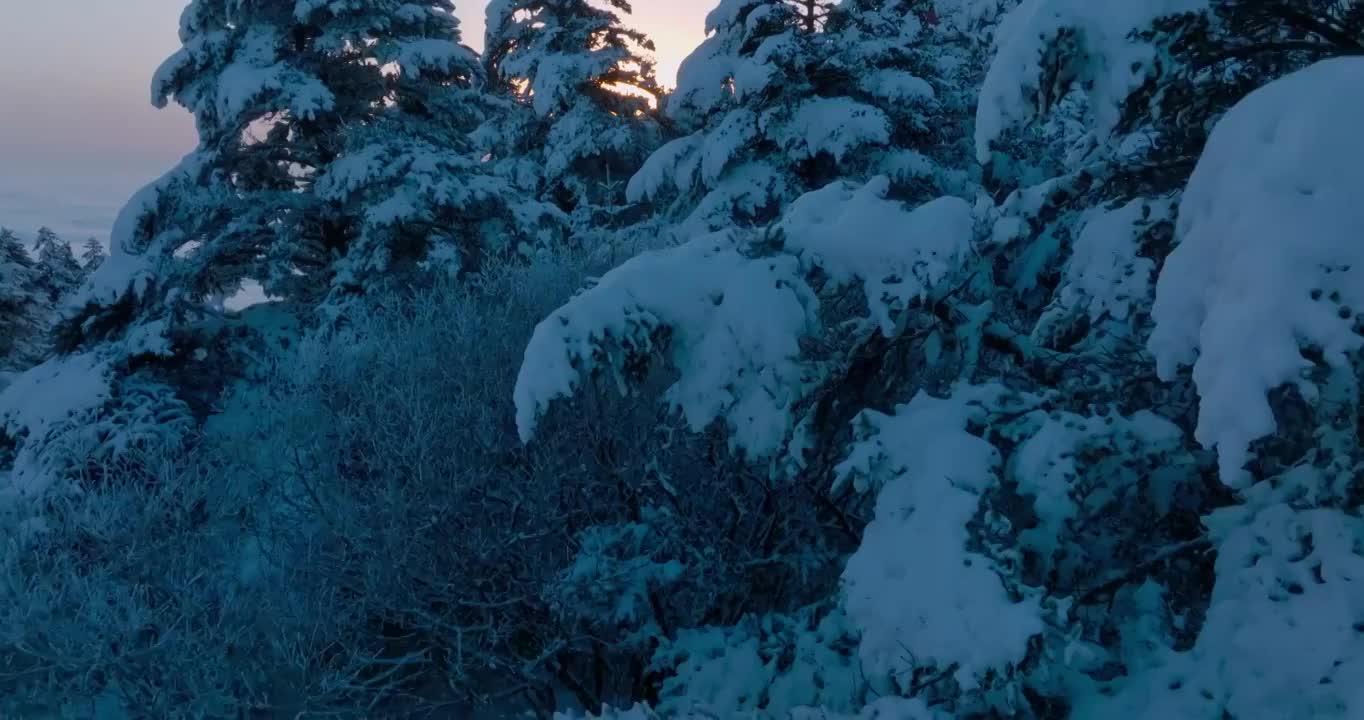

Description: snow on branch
[836,385,1045,694]
[975,0,1208,163]
[1149,57,1364,486]
[514,231,818,456]
[516,177,982,456]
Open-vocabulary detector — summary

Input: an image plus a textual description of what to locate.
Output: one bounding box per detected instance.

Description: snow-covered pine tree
[79,237,105,274]
[822,0,987,195]
[627,0,966,235]
[1073,53,1364,720]
[509,3,1062,714]
[0,228,49,379]
[971,2,1364,714]
[483,0,664,222]
[973,0,1364,512]
[123,0,493,310]
[308,4,566,305]
[316,93,567,305]
[516,172,1034,713]
[4,0,501,488]
[32,227,83,304]
[625,0,812,232]
[516,2,1364,716]
[977,0,1364,203]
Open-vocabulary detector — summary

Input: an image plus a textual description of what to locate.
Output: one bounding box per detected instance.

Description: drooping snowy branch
[516,176,982,455]
[1149,57,1364,487]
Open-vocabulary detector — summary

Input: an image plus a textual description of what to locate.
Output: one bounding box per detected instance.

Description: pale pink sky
[0,1,705,242]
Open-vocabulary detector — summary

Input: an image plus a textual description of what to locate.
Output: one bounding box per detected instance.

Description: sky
[0,1,705,245]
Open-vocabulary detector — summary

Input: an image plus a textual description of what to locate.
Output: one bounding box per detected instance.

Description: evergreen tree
[304,5,564,304]
[316,87,566,303]
[10,1,1364,717]
[10,0,503,484]
[969,1,1364,713]
[33,227,83,304]
[0,228,48,376]
[627,0,967,233]
[483,0,664,218]
[80,237,105,273]
[516,2,1364,716]
[125,0,489,309]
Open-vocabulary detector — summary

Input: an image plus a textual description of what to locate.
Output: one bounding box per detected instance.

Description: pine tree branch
[1267,3,1364,54]
[1074,537,1213,604]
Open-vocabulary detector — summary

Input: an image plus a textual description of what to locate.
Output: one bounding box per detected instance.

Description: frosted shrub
[223,250,847,715]
[0,247,849,717]
[0,445,281,718]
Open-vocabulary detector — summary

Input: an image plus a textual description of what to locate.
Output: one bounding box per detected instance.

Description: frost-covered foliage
[519,176,1043,712]
[164,249,839,715]
[1058,58,1364,718]
[978,0,1364,199]
[0,445,282,718]
[981,0,1364,483]
[1148,56,1364,487]
[517,176,976,455]
[483,0,664,219]
[837,386,1046,697]
[314,91,565,306]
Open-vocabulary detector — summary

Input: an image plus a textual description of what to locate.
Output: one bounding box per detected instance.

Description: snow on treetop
[520,53,609,117]
[672,36,736,123]
[1150,57,1364,487]
[975,0,1208,164]
[153,25,336,130]
[673,0,793,123]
